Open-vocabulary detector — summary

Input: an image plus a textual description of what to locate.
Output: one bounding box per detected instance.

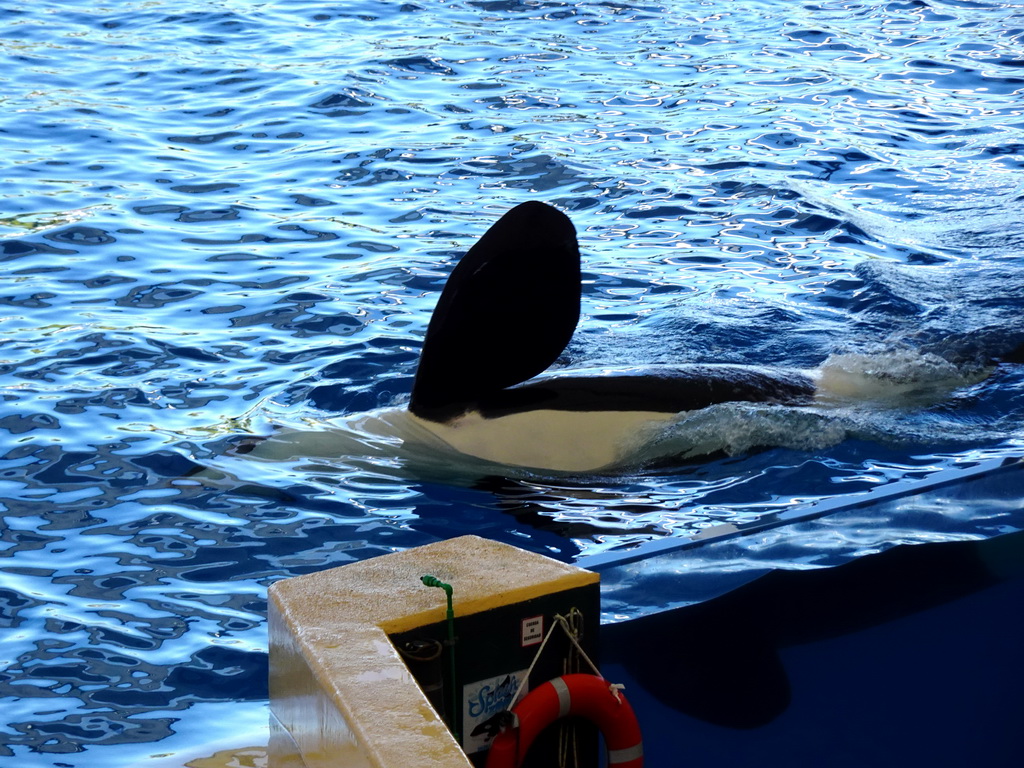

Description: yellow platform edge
[269,535,600,768]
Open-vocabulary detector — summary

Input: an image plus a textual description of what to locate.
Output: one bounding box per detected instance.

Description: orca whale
[403,201,818,472]
[230,201,994,475]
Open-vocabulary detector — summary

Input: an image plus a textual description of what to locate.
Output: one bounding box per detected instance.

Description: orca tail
[410,201,581,421]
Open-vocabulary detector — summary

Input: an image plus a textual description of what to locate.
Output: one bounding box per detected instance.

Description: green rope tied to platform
[421,575,459,741]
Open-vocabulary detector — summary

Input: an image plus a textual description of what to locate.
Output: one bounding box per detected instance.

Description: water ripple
[3,0,1024,764]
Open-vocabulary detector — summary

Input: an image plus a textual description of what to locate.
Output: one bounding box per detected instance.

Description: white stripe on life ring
[550,675,571,719]
[609,743,644,764]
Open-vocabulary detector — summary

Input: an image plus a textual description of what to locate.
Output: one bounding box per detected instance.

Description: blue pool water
[2,1,1024,765]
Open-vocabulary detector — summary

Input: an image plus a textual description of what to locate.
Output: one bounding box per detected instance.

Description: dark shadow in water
[604,528,1024,729]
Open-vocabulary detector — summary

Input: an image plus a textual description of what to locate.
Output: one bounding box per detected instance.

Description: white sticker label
[462,669,528,754]
[521,615,543,647]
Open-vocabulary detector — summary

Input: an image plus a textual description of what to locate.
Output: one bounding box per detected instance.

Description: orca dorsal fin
[410,201,581,421]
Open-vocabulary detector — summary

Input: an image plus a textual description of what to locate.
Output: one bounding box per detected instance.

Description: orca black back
[410,201,581,421]
[471,365,815,418]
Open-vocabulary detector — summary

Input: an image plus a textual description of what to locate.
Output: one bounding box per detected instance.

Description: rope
[506,609,624,768]
[509,610,605,709]
[558,609,583,768]
[556,610,602,678]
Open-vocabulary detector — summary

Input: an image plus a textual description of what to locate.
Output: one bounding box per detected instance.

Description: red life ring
[484,673,643,768]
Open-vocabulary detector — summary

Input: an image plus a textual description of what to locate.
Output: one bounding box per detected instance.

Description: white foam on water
[814,348,990,406]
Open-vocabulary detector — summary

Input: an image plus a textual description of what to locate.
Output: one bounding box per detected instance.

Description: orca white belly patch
[411,409,675,473]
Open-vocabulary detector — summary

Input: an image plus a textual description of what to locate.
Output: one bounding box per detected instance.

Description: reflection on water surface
[2,0,1024,764]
